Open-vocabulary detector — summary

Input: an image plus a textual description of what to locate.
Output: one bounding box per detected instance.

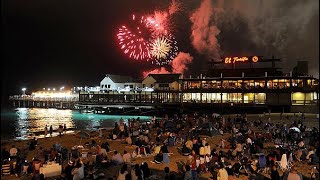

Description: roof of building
[106,74,133,83]
[147,74,181,83]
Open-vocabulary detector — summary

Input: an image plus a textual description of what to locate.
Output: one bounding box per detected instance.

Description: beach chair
[1,163,11,176]
[276,154,288,171]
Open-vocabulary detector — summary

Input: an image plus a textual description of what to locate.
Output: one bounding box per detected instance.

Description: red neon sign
[224,56,259,64]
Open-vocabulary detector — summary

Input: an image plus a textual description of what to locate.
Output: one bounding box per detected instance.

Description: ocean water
[1,108,152,140]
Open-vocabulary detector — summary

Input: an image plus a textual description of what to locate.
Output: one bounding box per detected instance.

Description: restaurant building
[181,56,319,112]
[77,56,318,113]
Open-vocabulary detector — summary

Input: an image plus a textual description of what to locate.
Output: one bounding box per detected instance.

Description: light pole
[22,88,26,95]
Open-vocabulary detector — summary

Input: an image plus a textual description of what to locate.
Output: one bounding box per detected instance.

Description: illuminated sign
[224,56,259,64]
[252,56,259,62]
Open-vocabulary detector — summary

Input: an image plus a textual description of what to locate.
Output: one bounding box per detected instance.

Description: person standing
[44,125,48,137]
[58,125,63,137]
[49,125,53,137]
[63,124,67,135]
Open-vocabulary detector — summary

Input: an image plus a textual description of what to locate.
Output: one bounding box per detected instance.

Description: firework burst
[150,35,178,65]
[117,12,179,65]
[151,37,171,59]
[117,15,152,60]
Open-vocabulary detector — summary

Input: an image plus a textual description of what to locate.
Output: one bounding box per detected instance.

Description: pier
[9,96,77,109]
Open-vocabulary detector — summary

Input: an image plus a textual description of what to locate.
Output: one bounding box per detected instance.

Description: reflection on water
[1,108,151,140]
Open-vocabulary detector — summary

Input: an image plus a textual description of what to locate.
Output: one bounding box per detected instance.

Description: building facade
[77,56,319,113]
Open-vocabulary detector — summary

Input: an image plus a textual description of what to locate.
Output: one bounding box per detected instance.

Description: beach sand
[1,113,319,179]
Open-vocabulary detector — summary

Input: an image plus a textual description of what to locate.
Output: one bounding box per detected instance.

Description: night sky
[2,0,319,105]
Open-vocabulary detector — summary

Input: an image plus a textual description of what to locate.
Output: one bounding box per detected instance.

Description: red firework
[117,15,152,60]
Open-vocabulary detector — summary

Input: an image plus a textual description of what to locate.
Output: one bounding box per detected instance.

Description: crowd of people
[1,112,319,179]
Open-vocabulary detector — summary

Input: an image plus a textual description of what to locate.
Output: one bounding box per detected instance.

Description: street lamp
[53,88,56,91]
[22,88,26,95]
[60,86,65,91]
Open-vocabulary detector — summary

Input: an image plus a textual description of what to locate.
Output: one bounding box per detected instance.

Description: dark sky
[2,0,319,105]
[2,0,171,99]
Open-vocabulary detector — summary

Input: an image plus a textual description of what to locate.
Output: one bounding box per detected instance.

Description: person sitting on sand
[111,151,123,165]
[282,165,303,180]
[153,144,161,155]
[96,145,108,157]
[137,145,147,157]
[29,137,38,151]
[125,135,132,145]
[181,144,191,156]
[71,160,84,180]
[117,164,128,180]
[161,143,169,154]
[184,165,192,180]
[219,139,226,149]
[122,150,131,165]
[63,160,74,180]
[270,165,280,180]
[140,162,151,178]
[154,150,163,164]
[306,147,315,161]
[10,145,18,159]
[53,142,61,152]
[217,163,228,180]
[185,138,193,151]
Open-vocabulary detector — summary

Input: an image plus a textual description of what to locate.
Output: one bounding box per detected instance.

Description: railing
[9,96,79,102]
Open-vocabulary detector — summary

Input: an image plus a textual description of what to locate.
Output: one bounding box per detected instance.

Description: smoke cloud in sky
[189,0,221,59]
[168,0,181,15]
[145,0,318,78]
[186,0,319,77]
[171,52,193,73]
[142,52,193,77]
[143,67,170,78]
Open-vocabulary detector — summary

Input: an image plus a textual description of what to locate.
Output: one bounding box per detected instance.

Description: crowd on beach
[1,112,319,180]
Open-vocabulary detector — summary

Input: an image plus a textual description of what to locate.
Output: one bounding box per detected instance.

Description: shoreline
[1,112,318,142]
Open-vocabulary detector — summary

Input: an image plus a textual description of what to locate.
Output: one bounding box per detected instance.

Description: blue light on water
[1,108,152,140]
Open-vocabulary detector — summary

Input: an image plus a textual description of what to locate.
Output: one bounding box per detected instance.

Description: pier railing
[9,95,79,102]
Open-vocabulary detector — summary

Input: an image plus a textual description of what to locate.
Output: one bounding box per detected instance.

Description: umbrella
[290,127,301,133]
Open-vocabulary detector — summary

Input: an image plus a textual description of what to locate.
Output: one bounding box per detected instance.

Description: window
[278,79,290,89]
[143,84,145,88]
[151,84,154,88]
[292,79,303,87]
[108,85,111,88]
